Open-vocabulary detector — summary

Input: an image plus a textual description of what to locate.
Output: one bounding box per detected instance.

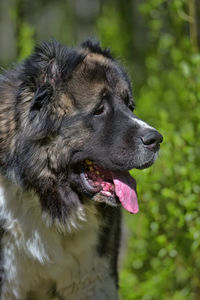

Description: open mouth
[80,160,139,214]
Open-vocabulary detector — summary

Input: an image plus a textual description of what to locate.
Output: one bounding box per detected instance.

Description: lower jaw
[92,192,120,207]
[80,182,119,206]
[80,167,116,197]
[79,173,118,206]
[136,156,156,170]
[80,171,101,193]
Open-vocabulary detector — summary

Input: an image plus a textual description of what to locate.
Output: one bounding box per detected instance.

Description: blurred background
[0,0,200,299]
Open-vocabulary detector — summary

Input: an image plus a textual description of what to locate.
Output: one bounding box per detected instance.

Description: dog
[0,39,162,299]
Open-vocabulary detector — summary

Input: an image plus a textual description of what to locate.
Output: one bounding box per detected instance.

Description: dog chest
[0,178,116,299]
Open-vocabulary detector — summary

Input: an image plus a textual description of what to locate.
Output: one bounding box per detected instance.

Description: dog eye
[124,96,135,111]
[128,103,135,111]
[94,104,105,116]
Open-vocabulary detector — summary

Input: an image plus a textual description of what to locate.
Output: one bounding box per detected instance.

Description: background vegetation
[0,0,200,299]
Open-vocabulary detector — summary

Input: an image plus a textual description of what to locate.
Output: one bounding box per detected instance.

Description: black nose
[140,130,163,150]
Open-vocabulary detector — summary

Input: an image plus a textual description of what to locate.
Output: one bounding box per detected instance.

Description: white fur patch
[0,176,117,300]
[131,116,154,130]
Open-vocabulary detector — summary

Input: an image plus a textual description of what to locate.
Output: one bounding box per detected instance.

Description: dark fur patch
[21,40,86,87]
[80,39,113,60]
[0,221,6,297]
[97,205,122,286]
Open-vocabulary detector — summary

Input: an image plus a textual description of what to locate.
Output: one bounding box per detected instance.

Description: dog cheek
[16,141,81,221]
[47,138,71,173]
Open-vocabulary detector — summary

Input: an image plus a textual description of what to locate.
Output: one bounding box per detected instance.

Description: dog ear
[79,39,113,60]
[23,40,85,115]
[30,83,53,114]
[44,59,61,86]
[22,40,63,88]
[23,40,86,87]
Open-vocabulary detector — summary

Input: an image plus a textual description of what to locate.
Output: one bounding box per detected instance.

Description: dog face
[5,40,162,221]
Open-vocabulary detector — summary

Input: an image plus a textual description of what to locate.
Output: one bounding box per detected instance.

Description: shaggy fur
[0,40,162,299]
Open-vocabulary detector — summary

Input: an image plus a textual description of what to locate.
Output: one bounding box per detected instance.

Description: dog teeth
[84,160,107,181]
[100,191,113,197]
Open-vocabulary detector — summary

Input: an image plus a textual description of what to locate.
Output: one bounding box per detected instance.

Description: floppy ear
[28,84,61,137]
[43,59,61,86]
[23,40,86,85]
[22,40,63,88]
[79,39,113,60]
[22,40,85,114]
[30,83,53,114]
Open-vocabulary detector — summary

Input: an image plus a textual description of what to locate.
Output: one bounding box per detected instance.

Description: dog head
[6,40,162,222]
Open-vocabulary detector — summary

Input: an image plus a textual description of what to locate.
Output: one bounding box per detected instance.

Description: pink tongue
[112,171,139,214]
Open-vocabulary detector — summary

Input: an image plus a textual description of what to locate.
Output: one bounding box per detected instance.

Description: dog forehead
[85,53,130,91]
[84,52,125,82]
[66,52,130,106]
[85,52,111,66]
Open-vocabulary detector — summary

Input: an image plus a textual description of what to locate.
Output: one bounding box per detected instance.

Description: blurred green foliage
[11,0,35,61]
[98,0,200,299]
[17,21,35,61]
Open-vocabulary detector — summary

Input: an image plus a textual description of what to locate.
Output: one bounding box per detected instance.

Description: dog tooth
[101,191,112,197]
[86,160,92,165]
